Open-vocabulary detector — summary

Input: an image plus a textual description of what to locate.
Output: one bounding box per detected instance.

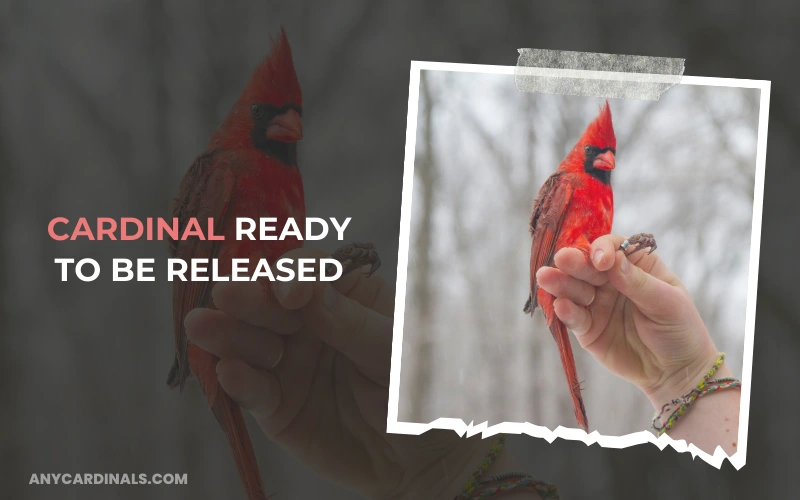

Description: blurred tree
[406,70,438,422]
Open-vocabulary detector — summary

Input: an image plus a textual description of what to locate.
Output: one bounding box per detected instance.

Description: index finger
[589,234,628,272]
[305,283,393,386]
[553,233,660,286]
[212,280,306,335]
[590,233,680,287]
[552,248,608,287]
[590,234,653,272]
[332,268,394,318]
[274,246,394,318]
[211,247,330,333]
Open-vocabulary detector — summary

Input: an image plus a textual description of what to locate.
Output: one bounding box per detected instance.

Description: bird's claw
[619,233,657,257]
[327,242,381,278]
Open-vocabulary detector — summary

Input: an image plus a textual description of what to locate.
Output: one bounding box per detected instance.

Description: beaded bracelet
[456,435,506,499]
[455,435,560,499]
[657,377,741,434]
[652,352,742,436]
[468,472,561,500]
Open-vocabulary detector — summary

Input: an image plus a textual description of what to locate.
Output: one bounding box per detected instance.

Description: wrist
[432,435,546,500]
[471,445,546,500]
[387,435,493,500]
[641,346,721,411]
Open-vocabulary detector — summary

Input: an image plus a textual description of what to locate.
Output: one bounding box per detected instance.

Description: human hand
[183,247,500,499]
[534,234,723,409]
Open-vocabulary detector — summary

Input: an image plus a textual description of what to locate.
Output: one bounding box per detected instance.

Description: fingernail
[324,284,339,312]
[620,254,630,274]
[593,250,604,266]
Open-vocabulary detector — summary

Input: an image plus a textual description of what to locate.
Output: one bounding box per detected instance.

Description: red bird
[167,29,304,500]
[523,102,617,432]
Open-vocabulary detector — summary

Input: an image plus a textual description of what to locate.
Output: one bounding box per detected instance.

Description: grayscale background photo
[2,1,798,499]
[398,69,758,436]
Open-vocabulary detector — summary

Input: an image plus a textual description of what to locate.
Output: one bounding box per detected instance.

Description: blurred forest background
[1,1,798,499]
[398,71,758,435]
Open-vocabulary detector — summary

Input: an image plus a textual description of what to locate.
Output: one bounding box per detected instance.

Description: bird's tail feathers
[190,345,272,500]
[548,318,589,431]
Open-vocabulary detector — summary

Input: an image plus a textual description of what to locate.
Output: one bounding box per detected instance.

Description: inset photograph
[389,63,767,464]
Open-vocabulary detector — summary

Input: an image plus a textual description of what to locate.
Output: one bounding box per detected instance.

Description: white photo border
[387,60,770,470]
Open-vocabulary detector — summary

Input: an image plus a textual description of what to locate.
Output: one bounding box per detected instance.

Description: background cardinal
[523,102,616,431]
[166,29,304,500]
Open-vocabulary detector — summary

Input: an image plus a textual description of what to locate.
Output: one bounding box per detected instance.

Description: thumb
[607,250,682,318]
[306,282,392,386]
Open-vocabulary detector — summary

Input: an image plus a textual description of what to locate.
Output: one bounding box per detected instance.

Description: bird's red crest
[579,101,615,150]
[558,101,616,173]
[240,27,302,108]
[210,28,302,149]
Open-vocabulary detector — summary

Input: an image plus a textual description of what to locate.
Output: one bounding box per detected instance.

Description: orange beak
[266,108,303,142]
[593,150,615,170]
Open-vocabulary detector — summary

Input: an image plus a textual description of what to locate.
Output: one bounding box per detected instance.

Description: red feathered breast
[556,174,613,251]
[217,153,305,268]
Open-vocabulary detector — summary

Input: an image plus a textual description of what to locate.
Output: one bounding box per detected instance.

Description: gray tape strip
[515,49,684,100]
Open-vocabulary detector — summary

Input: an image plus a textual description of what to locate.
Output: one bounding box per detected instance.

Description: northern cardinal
[166,29,381,499]
[523,102,617,432]
[166,29,304,500]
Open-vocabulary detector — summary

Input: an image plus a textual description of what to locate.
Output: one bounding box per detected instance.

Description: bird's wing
[167,149,235,390]
[527,172,573,313]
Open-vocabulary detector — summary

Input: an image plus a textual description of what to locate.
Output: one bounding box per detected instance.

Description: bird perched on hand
[523,102,617,432]
[167,28,305,500]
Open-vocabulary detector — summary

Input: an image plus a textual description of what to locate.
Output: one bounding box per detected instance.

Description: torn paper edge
[515,48,684,100]
[388,60,771,471]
